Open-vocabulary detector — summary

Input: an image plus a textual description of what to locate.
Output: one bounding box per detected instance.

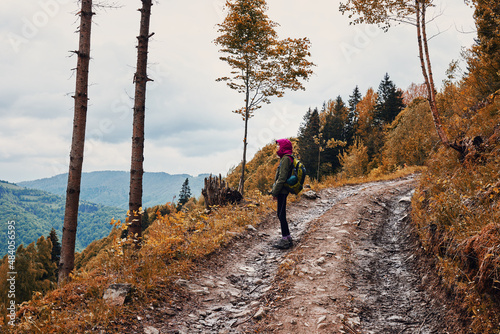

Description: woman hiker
[271,138,294,249]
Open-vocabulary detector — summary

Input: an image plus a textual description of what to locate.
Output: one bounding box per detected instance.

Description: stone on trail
[143,326,159,334]
[103,283,132,306]
[253,306,266,319]
[303,190,319,199]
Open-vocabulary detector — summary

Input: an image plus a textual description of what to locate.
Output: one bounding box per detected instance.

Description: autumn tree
[215,0,314,195]
[339,137,369,178]
[59,0,93,284]
[127,0,153,248]
[354,87,384,163]
[403,82,428,105]
[464,0,500,99]
[321,97,349,174]
[338,0,462,153]
[382,98,439,169]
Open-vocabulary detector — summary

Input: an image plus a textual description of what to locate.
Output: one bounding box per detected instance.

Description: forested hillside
[227,73,435,194]
[0,180,125,256]
[2,1,500,333]
[19,171,209,209]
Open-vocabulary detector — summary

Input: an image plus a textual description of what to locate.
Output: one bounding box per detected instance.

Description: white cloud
[0,0,475,183]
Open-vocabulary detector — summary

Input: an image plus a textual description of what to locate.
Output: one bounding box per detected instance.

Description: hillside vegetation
[0,181,125,256]
[2,2,500,332]
[3,85,500,333]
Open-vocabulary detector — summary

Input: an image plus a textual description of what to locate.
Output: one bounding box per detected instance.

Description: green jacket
[271,155,293,196]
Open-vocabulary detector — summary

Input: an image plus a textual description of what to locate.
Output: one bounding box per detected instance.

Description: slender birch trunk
[416,0,451,148]
[238,74,251,196]
[59,0,93,284]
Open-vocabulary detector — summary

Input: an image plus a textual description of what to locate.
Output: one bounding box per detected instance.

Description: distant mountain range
[0,180,125,256]
[19,171,210,210]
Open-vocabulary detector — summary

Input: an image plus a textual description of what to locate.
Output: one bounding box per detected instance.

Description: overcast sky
[1,0,475,183]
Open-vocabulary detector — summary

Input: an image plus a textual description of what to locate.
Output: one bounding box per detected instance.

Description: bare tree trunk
[416,0,466,156]
[317,148,321,181]
[416,1,449,146]
[58,0,93,284]
[238,115,249,196]
[238,78,251,196]
[128,0,153,248]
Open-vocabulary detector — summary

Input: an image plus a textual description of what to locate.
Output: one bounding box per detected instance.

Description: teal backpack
[284,155,306,194]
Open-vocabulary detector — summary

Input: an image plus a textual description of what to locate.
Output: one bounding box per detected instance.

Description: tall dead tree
[59,0,93,284]
[127,0,153,248]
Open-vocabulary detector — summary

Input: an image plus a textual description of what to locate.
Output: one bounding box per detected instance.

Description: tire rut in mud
[347,188,456,334]
[141,176,465,334]
[152,182,376,334]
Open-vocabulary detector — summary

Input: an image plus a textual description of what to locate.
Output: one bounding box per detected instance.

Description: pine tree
[177,178,192,210]
[322,98,348,174]
[346,86,362,145]
[297,108,320,179]
[48,228,61,264]
[9,237,56,304]
[374,73,405,125]
[15,244,39,303]
[348,85,362,112]
[36,236,57,291]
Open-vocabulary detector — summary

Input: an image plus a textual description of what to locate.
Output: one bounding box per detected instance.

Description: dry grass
[3,192,273,333]
[411,92,500,333]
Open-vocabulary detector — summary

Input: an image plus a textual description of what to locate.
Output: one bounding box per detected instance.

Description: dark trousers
[277,193,290,237]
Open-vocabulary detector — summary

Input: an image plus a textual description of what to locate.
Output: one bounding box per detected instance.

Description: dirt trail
[142,175,466,334]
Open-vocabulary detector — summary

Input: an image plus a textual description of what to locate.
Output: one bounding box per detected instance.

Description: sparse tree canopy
[339,0,462,154]
[339,0,424,30]
[215,0,314,194]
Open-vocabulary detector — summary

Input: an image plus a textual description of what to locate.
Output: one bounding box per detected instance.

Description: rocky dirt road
[143,175,467,334]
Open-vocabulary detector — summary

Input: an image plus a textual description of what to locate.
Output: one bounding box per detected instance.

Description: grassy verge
[412,145,500,333]
[3,191,273,333]
[1,166,435,333]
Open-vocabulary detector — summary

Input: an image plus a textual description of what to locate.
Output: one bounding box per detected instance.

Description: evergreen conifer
[177,178,192,210]
[374,73,405,125]
[298,108,320,179]
[48,228,61,264]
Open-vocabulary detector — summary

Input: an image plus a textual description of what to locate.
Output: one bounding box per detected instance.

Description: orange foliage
[402,82,428,105]
[355,87,377,138]
[7,192,274,333]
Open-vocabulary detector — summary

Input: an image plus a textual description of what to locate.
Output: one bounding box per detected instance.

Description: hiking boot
[272,237,293,249]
